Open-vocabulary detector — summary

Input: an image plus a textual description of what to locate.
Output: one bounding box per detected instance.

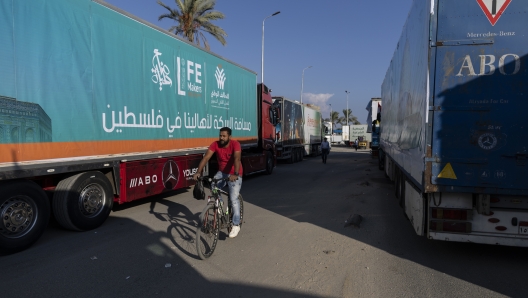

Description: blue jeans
[213,171,242,226]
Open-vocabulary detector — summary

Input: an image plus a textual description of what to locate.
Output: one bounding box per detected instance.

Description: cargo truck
[323,121,333,143]
[0,0,276,253]
[366,98,381,157]
[366,98,381,135]
[342,125,350,146]
[343,124,372,148]
[322,121,342,145]
[270,97,323,162]
[379,0,528,247]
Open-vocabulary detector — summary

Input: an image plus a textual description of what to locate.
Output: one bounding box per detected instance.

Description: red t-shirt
[209,140,243,176]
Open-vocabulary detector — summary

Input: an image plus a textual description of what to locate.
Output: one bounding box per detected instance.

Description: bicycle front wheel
[196,203,219,260]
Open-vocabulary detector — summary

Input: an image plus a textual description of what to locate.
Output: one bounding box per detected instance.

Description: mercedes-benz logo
[162,160,179,189]
[478,133,498,150]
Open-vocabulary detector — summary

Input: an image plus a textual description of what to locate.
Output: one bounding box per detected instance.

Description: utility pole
[345,90,350,126]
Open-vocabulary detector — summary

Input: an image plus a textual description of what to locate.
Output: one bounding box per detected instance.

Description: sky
[104,0,413,124]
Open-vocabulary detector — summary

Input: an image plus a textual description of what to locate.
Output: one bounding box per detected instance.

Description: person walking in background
[321,137,330,164]
[354,139,359,151]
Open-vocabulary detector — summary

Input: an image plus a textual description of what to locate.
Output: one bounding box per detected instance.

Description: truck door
[432,0,528,190]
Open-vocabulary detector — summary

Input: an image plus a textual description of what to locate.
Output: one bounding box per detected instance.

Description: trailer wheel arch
[0,180,51,254]
[53,171,114,231]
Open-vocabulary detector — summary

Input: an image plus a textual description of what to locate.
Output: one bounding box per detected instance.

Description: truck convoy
[379,0,528,246]
[0,0,277,253]
[270,97,323,162]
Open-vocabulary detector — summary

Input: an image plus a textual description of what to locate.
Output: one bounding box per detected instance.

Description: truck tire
[297,149,303,162]
[0,180,50,254]
[288,151,294,164]
[53,171,113,231]
[265,151,274,175]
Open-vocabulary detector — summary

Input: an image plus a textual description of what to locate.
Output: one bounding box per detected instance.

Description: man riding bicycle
[193,127,243,238]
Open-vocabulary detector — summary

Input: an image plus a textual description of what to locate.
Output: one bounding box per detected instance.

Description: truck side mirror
[268,108,275,125]
[268,107,280,126]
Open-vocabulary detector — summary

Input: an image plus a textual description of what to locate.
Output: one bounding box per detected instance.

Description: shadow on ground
[245,146,528,298]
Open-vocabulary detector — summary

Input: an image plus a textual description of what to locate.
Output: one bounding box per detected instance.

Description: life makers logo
[151,49,172,91]
[150,49,204,96]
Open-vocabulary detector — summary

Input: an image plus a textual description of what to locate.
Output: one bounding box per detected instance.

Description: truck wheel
[53,171,113,231]
[288,151,294,164]
[265,151,274,175]
[0,180,50,254]
[298,149,303,162]
[296,149,302,162]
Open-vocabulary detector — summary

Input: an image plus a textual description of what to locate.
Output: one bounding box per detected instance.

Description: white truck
[366,98,381,135]
[323,121,341,145]
[348,125,371,148]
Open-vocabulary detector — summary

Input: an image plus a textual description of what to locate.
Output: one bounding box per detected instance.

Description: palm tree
[341,109,360,125]
[157,0,227,50]
[324,111,341,132]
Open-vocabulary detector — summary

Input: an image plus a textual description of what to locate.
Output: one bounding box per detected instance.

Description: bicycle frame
[202,177,231,230]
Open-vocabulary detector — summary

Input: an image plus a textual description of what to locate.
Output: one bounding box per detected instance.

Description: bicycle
[195,176,244,259]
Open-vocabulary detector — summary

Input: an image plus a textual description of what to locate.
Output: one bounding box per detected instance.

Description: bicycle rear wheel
[196,203,219,259]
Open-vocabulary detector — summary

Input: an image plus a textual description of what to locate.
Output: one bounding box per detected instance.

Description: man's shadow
[148,198,201,259]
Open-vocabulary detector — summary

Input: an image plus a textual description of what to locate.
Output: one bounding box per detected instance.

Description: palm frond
[157,0,226,49]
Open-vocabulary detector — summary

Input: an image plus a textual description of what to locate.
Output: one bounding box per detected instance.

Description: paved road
[2,146,527,297]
